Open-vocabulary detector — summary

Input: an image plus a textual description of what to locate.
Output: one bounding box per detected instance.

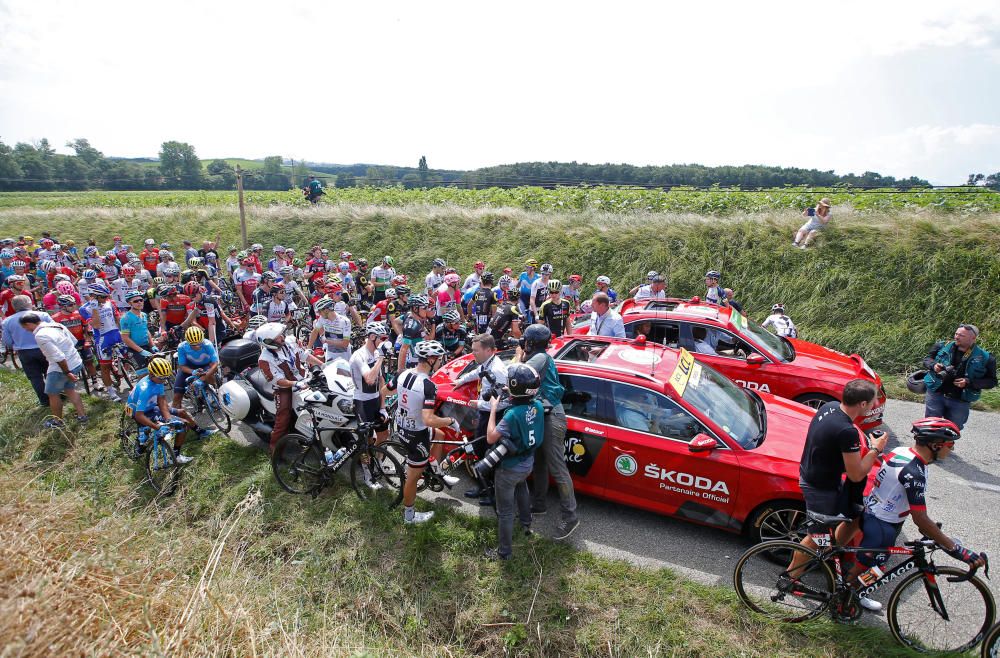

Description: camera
[940,364,958,381]
[473,436,517,480]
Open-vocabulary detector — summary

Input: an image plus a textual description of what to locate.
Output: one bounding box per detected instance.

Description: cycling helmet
[444,273,461,286]
[164,264,180,276]
[189,257,204,268]
[596,275,611,285]
[0,250,12,260]
[408,293,429,309]
[90,283,111,297]
[523,324,552,352]
[40,238,54,248]
[357,258,368,268]
[124,290,144,302]
[144,239,155,246]
[525,258,538,269]
[148,357,173,379]
[568,274,582,283]
[474,260,485,270]
[251,243,263,251]
[57,294,77,307]
[442,310,461,324]
[53,274,70,284]
[321,249,329,256]
[104,252,117,261]
[11,259,26,269]
[340,251,352,260]
[326,273,342,284]
[56,282,75,295]
[272,282,286,291]
[152,276,164,285]
[324,283,343,294]
[481,271,494,285]
[52,244,62,251]
[292,258,303,267]
[911,417,960,445]
[157,284,176,297]
[338,261,350,271]
[391,274,407,286]
[121,265,137,276]
[413,340,446,360]
[445,267,457,274]
[705,270,722,280]
[183,281,201,296]
[261,271,277,282]
[366,322,388,337]
[314,297,336,313]
[382,256,394,267]
[237,250,249,260]
[385,288,398,300]
[160,242,170,249]
[394,285,411,297]
[547,279,562,293]
[184,325,205,344]
[227,245,238,252]
[497,274,513,289]
[273,245,285,253]
[247,314,268,331]
[83,269,98,280]
[278,265,294,277]
[84,246,98,257]
[40,260,56,272]
[507,364,540,401]
[906,370,929,394]
[242,258,255,266]
[771,303,785,313]
[254,322,286,352]
[432,258,446,268]
[159,251,171,260]
[539,263,553,275]
[127,253,141,263]
[5,274,26,284]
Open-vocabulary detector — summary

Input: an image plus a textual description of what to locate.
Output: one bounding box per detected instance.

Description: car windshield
[679,360,764,449]
[738,315,795,363]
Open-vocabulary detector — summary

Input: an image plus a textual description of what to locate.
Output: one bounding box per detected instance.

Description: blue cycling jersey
[127,375,164,415]
[119,310,151,348]
[177,340,219,368]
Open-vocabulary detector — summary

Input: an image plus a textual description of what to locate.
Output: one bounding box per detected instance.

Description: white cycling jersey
[762,313,798,338]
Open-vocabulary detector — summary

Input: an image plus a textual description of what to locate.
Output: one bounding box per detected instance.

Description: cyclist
[396,293,435,374]
[634,274,667,302]
[762,303,798,338]
[308,297,352,363]
[111,265,142,312]
[435,310,468,358]
[425,258,446,296]
[594,275,617,304]
[267,245,289,273]
[278,265,309,307]
[484,363,545,560]
[845,417,986,612]
[384,339,461,525]
[184,284,239,345]
[517,259,539,322]
[349,322,391,445]
[385,285,410,336]
[233,257,260,309]
[487,288,524,345]
[171,325,220,408]
[158,283,192,335]
[247,244,264,274]
[537,279,571,337]
[355,258,374,308]
[371,256,395,303]
[119,291,155,373]
[562,274,583,312]
[242,314,269,341]
[366,287,395,325]
[529,264,554,322]
[52,294,100,388]
[126,356,214,463]
[262,282,295,325]
[435,273,464,322]
[704,270,728,307]
[250,272,277,315]
[628,271,659,298]
[224,246,240,279]
[468,271,499,335]
[462,260,486,294]
[87,282,125,402]
[139,239,159,275]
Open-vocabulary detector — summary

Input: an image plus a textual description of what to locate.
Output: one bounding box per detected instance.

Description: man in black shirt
[790,379,888,572]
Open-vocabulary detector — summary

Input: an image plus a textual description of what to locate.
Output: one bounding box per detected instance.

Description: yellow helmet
[184,325,205,344]
[148,357,173,379]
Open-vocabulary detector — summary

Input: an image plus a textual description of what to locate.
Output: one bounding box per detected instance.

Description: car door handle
[611,446,635,455]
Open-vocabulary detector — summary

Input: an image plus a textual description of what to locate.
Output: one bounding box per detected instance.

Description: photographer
[453,333,509,505]
[483,363,544,561]
[923,324,996,430]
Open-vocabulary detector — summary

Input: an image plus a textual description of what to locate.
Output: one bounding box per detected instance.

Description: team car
[433,335,819,543]
[571,297,886,430]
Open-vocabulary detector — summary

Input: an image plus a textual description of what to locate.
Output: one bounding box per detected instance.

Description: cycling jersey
[92,300,120,334]
[706,285,725,306]
[401,314,427,366]
[488,302,522,341]
[762,313,798,338]
[538,298,571,337]
[140,248,159,273]
[596,287,618,303]
[436,286,461,317]
[368,299,390,324]
[225,256,240,277]
[315,313,352,361]
[425,271,444,294]
[461,272,481,294]
[470,286,499,334]
[561,285,581,311]
[305,258,328,282]
[517,271,538,297]
[250,286,274,314]
[52,310,88,343]
[529,278,551,310]
[865,448,928,522]
[177,340,219,369]
[370,265,395,292]
[126,375,164,416]
[385,298,407,323]
[388,367,436,433]
[634,285,666,302]
[101,263,120,280]
[160,294,192,326]
[119,309,151,348]
[435,323,468,354]
[185,299,218,330]
[265,299,294,323]
[349,344,382,402]
[111,277,140,309]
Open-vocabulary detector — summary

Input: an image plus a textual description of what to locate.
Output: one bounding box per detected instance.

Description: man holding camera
[923,324,996,430]
[483,363,544,560]
[453,334,509,506]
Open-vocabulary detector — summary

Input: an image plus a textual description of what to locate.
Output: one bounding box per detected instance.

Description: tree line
[0,136,952,192]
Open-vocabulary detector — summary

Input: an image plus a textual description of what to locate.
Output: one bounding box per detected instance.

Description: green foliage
[158,140,202,188]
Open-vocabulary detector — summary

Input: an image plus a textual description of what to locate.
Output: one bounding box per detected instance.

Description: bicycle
[108,342,141,393]
[271,407,405,508]
[382,426,482,492]
[286,306,313,344]
[733,510,995,654]
[983,622,1000,657]
[180,370,231,436]
[118,413,188,495]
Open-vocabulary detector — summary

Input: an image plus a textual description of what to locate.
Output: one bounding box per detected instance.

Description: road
[231,397,998,616]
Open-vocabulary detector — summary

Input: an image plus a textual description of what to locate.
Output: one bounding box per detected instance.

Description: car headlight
[337,398,355,415]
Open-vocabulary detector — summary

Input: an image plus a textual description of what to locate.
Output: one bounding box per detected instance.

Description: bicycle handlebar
[947,552,989,583]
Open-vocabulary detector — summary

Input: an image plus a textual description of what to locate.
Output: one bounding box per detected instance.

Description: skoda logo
[615,454,638,477]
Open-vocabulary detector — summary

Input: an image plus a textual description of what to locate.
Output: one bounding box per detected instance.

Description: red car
[571,298,886,430]
[433,335,817,543]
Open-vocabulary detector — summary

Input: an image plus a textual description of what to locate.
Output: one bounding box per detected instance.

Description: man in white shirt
[425,258,446,296]
[20,313,87,427]
[589,293,625,338]
[634,274,667,303]
[462,261,486,294]
[350,323,390,446]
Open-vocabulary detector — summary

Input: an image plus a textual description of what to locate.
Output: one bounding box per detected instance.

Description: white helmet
[254,322,285,351]
[247,314,268,331]
[366,322,389,337]
[596,275,611,286]
[413,340,446,360]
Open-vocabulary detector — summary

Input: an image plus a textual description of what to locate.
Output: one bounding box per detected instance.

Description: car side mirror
[689,434,718,452]
[746,353,766,367]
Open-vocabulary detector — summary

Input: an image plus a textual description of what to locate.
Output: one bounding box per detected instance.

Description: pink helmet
[56,281,75,295]
[444,273,461,286]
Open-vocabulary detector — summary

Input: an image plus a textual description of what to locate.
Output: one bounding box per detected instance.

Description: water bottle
[323,447,335,466]
[857,565,884,587]
[331,447,348,463]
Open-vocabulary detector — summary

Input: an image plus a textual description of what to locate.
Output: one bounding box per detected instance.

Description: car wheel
[747,500,807,544]
[793,393,836,410]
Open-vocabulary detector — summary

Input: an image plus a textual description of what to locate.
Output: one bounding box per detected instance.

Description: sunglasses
[130,299,144,304]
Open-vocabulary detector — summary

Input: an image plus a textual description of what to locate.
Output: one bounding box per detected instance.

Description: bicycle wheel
[382,440,428,492]
[145,437,180,495]
[271,433,325,495]
[119,408,141,461]
[182,386,203,418]
[295,319,313,346]
[888,565,995,654]
[114,358,140,393]
[983,622,1000,658]
[351,444,405,508]
[202,386,232,435]
[733,540,835,622]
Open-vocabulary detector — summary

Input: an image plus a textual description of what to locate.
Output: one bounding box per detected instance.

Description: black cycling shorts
[400,428,431,467]
[799,478,862,520]
[356,397,389,433]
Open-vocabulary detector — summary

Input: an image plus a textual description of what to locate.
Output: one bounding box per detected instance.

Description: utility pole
[236,164,247,249]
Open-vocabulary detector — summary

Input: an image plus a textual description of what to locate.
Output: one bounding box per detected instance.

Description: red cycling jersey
[161,294,192,325]
[140,248,159,272]
[52,310,89,342]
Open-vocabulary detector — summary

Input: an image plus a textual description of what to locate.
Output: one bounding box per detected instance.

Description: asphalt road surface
[225,397,1000,619]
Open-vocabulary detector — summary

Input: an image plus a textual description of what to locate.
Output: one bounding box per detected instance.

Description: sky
[1,0,998,184]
